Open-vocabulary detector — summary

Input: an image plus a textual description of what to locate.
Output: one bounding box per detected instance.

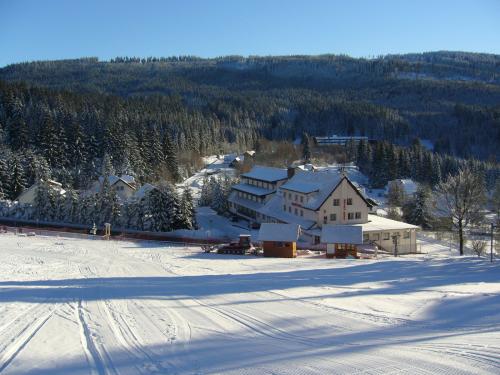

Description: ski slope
[0,233,499,374]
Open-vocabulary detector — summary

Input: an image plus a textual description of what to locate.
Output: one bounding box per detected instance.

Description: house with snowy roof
[228,166,290,221]
[88,175,137,201]
[16,179,66,205]
[229,165,419,254]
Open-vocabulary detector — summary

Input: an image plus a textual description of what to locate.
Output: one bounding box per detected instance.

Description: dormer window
[333,199,340,206]
[347,198,353,205]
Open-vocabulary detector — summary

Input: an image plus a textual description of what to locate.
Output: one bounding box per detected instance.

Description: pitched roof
[355,214,419,231]
[258,223,300,242]
[321,225,363,244]
[241,166,288,182]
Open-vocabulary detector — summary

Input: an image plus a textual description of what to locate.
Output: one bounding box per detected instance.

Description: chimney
[287,166,295,179]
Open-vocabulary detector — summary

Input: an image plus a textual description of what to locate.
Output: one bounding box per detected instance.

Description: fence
[0,218,228,247]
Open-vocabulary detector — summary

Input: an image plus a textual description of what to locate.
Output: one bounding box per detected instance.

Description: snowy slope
[0,233,499,374]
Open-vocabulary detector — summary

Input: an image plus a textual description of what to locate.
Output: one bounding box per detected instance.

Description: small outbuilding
[321,225,363,258]
[258,223,300,258]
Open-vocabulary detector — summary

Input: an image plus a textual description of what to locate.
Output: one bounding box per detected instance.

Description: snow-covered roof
[280,168,372,211]
[281,170,343,210]
[321,225,363,244]
[241,166,288,182]
[258,223,300,242]
[98,175,136,187]
[355,214,419,232]
[134,183,157,199]
[232,183,275,196]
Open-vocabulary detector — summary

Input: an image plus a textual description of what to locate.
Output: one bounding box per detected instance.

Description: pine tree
[0,157,7,199]
[403,186,435,229]
[39,113,61,167]
[387,181,405,207]
[62,187,79,223]
[8,157,26,200]
[179,187,196,229]
[302,132,311,163]
[34,180,56,221]
[163,134,181,182]
[8,117,29,151]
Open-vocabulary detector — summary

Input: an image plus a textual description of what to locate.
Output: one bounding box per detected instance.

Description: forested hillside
[1,51,499,161]
[0,51,499,199]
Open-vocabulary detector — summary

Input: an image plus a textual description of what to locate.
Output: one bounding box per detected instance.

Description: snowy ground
[0,234,499,374]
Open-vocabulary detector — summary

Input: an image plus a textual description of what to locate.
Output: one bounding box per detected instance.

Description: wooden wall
[263,241,296,258]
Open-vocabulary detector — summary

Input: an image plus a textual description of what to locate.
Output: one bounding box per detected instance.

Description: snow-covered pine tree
[0,156,7,199]
[163,134,181,183]
[8,157,26,200]
[199,175,213,206]
[34,180,55,221]
[178,187,196,229]
[403,186,435,229]
[62,187,79,223]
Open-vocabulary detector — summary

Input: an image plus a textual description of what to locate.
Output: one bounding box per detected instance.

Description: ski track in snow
[0,233,499,374]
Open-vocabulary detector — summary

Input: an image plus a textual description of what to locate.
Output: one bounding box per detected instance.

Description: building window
[392,232,400,238]
[404,231,410,239]
[288,192,292,199]
[363,234,369,242]
[373,233,380,241]
[330,213,336,221]
[347,198,353,205]
[355,212,361,219]
[383,233,390,240]
[294,208,298,215]
[288,206,291,213]
[323,216,327,224]
[348,213,354,220]
[333,199,340,206]
[300,210,303,217]
[300,196,304,203]
[283,204,286,211]
[295,194,298,201]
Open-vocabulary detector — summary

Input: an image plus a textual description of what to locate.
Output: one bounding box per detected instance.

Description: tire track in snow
[76,300,107,375]
[266,289,411,327]
[414,343,500,372]
[192,298,317,348]
[102,300,176,374]
[0,306,56,373]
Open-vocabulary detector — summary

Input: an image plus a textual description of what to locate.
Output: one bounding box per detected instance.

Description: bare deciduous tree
[438,167,486,256]
[471,240,487,257]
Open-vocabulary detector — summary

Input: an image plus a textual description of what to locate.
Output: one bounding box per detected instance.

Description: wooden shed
[258,223,301,258]
[321,225,363,258]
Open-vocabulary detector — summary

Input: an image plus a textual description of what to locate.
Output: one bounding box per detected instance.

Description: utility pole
[392,233,400,257]
[491,223,497,263]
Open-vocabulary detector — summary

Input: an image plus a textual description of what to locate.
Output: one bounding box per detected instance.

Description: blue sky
[1,0,499,67]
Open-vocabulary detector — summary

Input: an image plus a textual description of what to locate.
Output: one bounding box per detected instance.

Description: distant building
[258,223,300,258]
[314,135,369,146]
[17,179,66,205]
[89,175,137,201]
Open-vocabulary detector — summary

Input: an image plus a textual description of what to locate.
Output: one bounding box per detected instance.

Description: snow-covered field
[0,233,499,374]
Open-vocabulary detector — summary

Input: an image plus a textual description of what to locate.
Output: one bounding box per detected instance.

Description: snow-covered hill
[0,233,499,374]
